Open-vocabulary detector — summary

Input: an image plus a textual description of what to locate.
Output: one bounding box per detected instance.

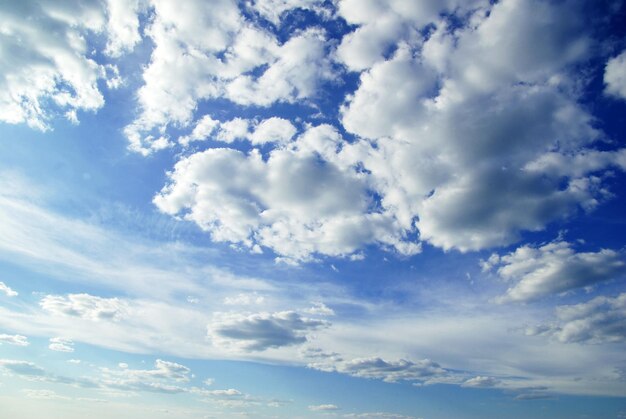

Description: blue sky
[1,0,626,418]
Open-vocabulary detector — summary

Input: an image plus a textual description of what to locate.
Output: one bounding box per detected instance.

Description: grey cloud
[208,310,328,351]
[339,357,445,383]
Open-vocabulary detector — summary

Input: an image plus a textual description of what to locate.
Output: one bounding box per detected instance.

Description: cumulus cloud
[40,293,129,321]
[154,124,420,261]
[0,0,120,130]
[0,281,17,297]
[49,337,75,353]
[248,117,297,145]
[484,240,626,302]
[605,50,626,99]
[528,293,626,344]
[0,334,29,346]
[207,310,328,351]
[178,115,220,146]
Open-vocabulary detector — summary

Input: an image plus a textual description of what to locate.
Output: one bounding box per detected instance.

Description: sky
[0,0,626,418]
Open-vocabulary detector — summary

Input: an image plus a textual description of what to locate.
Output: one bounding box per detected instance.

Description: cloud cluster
[124,0,337,154]
[0,0,130,130]
[207,310,328,351]
[483,240,626,302]
[152,0,625,259]
[155,124,420,261]
[528,293,626,344]
[5,0,625,262]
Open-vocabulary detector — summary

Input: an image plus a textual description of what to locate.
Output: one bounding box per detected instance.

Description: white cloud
[207,310,328,351]
[605,50,626,99]
[0,334,29,346]
[248,117,297,145]
[528,293,626,344]
[216,118,250,143]
[485,240,626,302]
[335,0,619,253]
[49,337,75,353]
[179,115,220,146]
[225,28,336,106]
[154,125,420,261]
[309,403,340,411]
[336,357,445,383]
[40,294,129,321]
[462,376,501,388]
[0,0,109,130]
[104,0,142,57]
[0,281,17,297]
[249,0,327,25]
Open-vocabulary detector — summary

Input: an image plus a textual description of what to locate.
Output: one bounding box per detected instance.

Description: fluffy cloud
[528,293,626,344]
[104,0,142,57]
[178,115,220,146]
[207,310,328,351]
[248,117,297,145]
[154,124,420,261]
[49,337,75,353]
[0,0,121,130]
[484,240,626,302]
[123,1,337,154]
[337,0,621,253]
[605,50,626,99]
[0,334,29,346]
[0,281,17,297]
[40,294,129,321]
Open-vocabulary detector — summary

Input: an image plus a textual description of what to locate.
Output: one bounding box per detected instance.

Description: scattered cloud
[484,240,626,302]
[0,334,29,346]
